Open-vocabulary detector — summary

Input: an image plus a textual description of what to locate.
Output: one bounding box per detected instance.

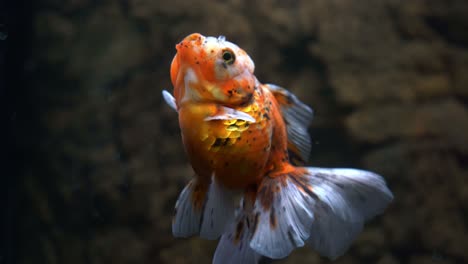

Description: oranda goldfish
[162,33,393,263]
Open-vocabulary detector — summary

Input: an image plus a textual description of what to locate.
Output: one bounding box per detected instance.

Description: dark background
[3,0,468,263]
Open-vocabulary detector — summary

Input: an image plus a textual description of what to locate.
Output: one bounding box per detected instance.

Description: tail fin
[213,205,262,264]
[305,167,393,259]
[213,167,393,262]
[172,176,235,240]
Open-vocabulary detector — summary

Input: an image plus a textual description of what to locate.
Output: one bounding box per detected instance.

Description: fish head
[171,33,256,107]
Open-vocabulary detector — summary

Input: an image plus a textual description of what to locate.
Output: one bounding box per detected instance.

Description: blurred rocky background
[4,0,468,263]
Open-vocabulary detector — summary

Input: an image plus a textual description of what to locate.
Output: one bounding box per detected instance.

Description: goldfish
[162,33,393,263]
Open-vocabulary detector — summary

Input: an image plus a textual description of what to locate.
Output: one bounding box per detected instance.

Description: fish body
[163,33,393,263]
[170,34,289,190]
[177,83,274,189]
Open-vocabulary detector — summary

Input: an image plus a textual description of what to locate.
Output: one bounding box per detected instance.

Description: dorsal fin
[265,84,313,165]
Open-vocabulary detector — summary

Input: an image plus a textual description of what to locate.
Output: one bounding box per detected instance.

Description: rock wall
[15,0,468,263]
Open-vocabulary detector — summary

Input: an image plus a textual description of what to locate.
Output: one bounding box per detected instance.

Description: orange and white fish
[162,33,393,263]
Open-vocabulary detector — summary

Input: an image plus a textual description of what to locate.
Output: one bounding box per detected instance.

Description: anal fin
[172,179,207,237]
[200,175,236,239]
[172,175,236,240]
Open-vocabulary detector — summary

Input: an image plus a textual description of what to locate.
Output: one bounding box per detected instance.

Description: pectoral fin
[204,106,256,123]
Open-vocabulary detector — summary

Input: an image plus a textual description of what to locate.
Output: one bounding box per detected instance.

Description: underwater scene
[3,0,468,264]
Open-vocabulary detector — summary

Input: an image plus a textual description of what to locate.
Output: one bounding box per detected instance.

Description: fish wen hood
[170,33,257,108]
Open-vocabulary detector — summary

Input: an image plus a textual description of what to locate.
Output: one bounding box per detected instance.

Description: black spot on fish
[289,174,319,200]
[213,138,223,147]
[251,213,260,237]
[334,182,345,189]
[199,199,206,229]
[269,207,277,228]
[258,186,267,198]
[287,228,299,247]
[241,93,254,106]
[357,193,367,203]
[234,221,244,243]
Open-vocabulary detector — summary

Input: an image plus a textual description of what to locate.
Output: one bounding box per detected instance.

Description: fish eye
[222,49,235,65]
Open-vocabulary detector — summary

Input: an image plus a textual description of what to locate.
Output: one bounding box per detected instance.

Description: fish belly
[179,103,272,189]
